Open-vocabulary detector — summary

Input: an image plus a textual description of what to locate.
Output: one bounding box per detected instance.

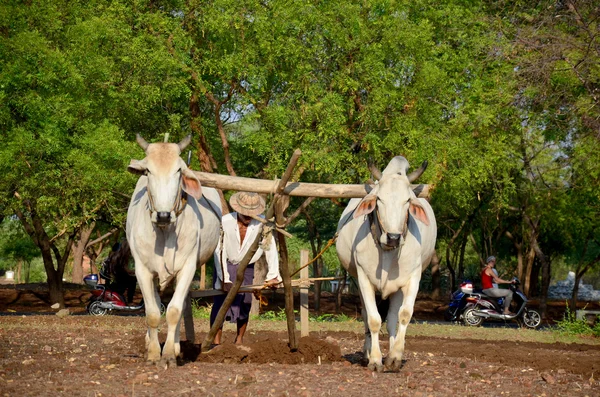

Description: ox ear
[181,167,202,200]
[353,194,377,219]
[127,159,147,175]
[409,199,429,226]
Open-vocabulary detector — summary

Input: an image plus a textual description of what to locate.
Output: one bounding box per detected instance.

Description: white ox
[336,156,437,372]
[126,134,222,367]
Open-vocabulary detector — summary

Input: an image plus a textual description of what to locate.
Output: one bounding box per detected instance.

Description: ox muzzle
[373,209,408,251]
[151,210,177,227]
[385,233,402,248]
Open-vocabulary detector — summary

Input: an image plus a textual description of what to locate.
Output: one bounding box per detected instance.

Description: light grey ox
[126,134,222,367]
[336,156,437,372]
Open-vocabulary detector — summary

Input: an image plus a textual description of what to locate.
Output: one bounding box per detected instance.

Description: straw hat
[229,192,266,217]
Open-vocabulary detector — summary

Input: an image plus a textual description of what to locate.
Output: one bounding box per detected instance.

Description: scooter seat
[481,291,498,298]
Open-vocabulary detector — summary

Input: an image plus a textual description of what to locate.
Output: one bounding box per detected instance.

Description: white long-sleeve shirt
[213,212,281,289]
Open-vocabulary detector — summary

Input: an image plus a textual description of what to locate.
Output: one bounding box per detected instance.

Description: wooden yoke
[193,172,431,199]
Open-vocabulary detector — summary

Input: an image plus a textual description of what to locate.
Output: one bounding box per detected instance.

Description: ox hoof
[367,362,384,372]
[160,356,177,369]
[384,356,403,372]
[145,360,158,367]
[145,353,161,366]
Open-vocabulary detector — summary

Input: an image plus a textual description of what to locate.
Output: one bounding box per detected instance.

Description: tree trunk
[524,214,550,317]
[457,233,468,282]
[86,243,103,276]
[202,81,237,176]
[335,268,347,314]
[539,257,551,318]
[189,89,230,213]
[304,210,323,314]
[24,261,31,283]
[445,220,466,292]
[15,259,22,283]
[569,255,600,312]
[505,231,524,281]
[523,246,536,296]
[44,234,74,308]
[430,251,441,300]
[529,259,540,298]
[72,223,95,284]
[15,201,75,308]
[446,253,456,293]
[515,243,524,282]
[570,277,580,312]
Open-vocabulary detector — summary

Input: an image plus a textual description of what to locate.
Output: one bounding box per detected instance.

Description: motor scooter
[444,280,480,322]
[462,277,541,329]
[83,273,165,316]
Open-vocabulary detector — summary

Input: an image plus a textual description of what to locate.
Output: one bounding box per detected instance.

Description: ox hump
[382,156,410,176]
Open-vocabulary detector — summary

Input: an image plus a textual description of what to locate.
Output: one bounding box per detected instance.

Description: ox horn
[178,135,192,152]
[407,160,428,183]
[368,159,383,180]
[136,134,149,151]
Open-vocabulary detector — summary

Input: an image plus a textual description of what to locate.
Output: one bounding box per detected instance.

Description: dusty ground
[1,285,599,396]
[1,316,599,397]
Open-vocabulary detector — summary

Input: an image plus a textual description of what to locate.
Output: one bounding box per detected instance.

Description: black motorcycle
[462,277,541,329]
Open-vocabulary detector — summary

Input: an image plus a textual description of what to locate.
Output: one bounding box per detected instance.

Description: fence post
[300,249,310,337]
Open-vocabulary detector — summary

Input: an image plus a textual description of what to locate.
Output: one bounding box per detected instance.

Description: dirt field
[1,285,599,396]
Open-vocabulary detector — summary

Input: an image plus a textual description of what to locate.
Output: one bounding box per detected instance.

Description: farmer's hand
[223,282,233,292]
[265,278,280,290]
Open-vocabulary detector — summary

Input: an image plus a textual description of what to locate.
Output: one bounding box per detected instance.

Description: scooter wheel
[88,301,108,316]
[521,309,541,329]
[463,308,483,327]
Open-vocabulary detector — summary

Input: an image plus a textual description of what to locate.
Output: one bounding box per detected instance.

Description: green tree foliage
[0,218,41,283]
[0,0,186,304]
[0,0,598,315]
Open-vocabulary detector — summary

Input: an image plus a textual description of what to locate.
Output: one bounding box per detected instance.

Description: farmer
[481,256,515,315]
[210,191,281,345]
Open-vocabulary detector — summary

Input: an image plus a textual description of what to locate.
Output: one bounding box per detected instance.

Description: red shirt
[481,268,494,290]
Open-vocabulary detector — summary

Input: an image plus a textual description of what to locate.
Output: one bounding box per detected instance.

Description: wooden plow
[184,149,430,352]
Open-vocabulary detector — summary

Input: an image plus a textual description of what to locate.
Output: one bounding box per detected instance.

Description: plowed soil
[1,285,599,396]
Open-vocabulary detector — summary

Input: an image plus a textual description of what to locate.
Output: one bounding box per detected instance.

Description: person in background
[481,256,515,315]
[492,267,499,289]
[210,192,281,345]
[103,241,137,304]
